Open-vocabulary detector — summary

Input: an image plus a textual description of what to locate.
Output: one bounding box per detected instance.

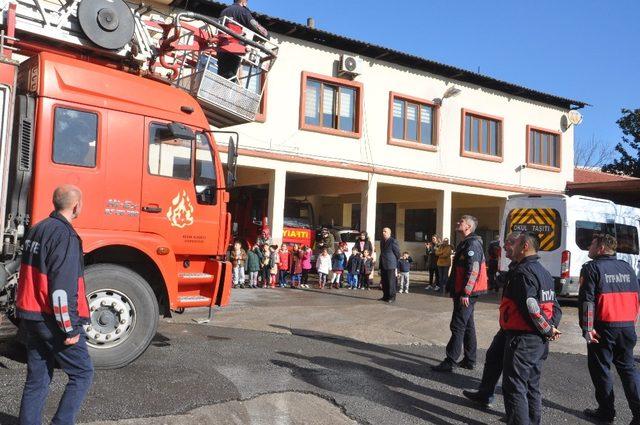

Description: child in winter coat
[330,248,347,289]
[230,241,247,288]
[269,245,279,288]
[278,245,290,287]
[360,249,374,290]
[290,244,303,288]
[300,245,312,288]
[346,247,362,290]
[246,246,261,288]
[397,252,413,293]
[315,247,331,289]
[259,243,271,288]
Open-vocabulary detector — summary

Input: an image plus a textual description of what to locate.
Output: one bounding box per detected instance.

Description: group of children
[229,241,312,289]
[230,240,416,293]
[315,246,376,290]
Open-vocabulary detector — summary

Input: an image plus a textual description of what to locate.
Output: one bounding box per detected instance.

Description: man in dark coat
[379,227,401,303]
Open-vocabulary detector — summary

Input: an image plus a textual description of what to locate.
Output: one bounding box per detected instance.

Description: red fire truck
[229,187,316,248]
[0,0,277,368]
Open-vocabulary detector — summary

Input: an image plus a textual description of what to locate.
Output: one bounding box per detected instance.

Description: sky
[243,0,640,165]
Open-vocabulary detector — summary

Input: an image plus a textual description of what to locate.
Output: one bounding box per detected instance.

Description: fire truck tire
[83,264,159,369]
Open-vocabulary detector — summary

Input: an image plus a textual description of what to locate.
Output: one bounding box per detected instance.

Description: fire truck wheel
[83,264,159,369]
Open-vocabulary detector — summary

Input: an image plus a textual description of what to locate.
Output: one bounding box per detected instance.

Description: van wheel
[83,264,159,369]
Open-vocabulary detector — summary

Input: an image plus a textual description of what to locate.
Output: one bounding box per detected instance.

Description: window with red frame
[304,78,357,133]
[529,128,560,168]
[391,97,435,145]
[464,113,501,157]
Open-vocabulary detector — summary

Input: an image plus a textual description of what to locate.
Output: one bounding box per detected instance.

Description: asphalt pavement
[0,272,637,424]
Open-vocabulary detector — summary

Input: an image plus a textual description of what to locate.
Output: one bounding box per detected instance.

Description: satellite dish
[344,56,357,72]
[567,110,583,126]
[77,0,135,50]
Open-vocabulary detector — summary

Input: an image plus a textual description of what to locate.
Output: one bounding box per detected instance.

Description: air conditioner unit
[339,54,363,77]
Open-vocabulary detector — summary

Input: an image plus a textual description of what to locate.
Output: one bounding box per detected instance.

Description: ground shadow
[0,412,18,425]
[273,352,499,424]
[0,339,26,365]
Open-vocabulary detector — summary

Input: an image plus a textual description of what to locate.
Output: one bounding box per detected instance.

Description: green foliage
[602,108,640,177]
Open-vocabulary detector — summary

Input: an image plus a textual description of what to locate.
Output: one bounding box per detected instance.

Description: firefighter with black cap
[463,231,522,408]
[501,232,562,425]
[432,215,488,372]
[579,233,640,425]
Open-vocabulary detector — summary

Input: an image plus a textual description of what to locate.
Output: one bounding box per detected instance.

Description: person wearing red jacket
[579,233,640,425]
[433,215,488,372]
[463,231,522,407]
[500,232,562,425]
[277,245,290,288]
[17,185,93,425]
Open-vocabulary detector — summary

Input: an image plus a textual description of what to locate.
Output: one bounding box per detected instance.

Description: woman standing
[435,238,453,293]
[425,235,439,290]
[355,231,374,256]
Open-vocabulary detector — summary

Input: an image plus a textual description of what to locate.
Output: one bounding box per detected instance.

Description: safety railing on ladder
[0,0,279,127]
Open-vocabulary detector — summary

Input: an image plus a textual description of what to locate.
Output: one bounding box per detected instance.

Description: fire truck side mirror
[226,135,239,189]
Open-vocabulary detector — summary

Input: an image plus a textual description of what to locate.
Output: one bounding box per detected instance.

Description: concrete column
[267,168,286,245]
[342,203,352,228]
[436,189,452,241]
[360,175,378,239]
[497,198,507,237]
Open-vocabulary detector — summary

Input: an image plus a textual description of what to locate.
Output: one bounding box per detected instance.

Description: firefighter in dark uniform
[501,232,562,425]
[16,185,93,425]
[463,231,522,407]
[433,215,488,372]
[218,0,269,80]
[579,233,640,425]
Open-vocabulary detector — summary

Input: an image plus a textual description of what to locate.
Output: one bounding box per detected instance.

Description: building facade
[206,3,586,266]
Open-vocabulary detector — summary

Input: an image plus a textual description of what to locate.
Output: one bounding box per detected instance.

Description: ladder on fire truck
[0,0,279,127]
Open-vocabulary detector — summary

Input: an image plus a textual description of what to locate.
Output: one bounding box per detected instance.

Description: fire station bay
[212,5,586,266]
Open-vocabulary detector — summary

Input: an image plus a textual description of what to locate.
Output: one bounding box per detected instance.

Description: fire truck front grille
[194,68,261,126]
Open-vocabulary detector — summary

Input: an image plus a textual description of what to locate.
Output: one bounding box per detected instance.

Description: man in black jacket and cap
[379,227,401,303]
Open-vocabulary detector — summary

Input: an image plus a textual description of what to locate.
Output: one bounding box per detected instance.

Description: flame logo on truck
[166,190,195,228]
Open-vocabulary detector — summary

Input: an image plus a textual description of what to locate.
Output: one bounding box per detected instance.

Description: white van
[500,195,640,297]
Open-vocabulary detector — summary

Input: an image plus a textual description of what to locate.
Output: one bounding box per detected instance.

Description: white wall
[225,34,574,194]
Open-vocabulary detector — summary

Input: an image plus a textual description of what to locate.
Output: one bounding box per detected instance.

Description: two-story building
[201,2,587,265]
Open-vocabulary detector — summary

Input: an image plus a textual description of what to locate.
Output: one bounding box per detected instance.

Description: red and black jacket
[16,211,90,337]
[448,233,488,297]
[499,255,562,336]
[579,255,640,331]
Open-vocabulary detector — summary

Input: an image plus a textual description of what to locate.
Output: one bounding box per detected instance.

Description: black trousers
[477,328,506,400]
[428,268,437,286]
[445,297,477,364]
[217,52,242,80]
[380,268,396,300]
[503,332,548,425]
[588,326,640,419]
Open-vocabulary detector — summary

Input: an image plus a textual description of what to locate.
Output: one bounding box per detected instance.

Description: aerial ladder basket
[0,0,279,127]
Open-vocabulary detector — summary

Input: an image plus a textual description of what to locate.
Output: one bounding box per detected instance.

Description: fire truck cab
[0,0,277,368]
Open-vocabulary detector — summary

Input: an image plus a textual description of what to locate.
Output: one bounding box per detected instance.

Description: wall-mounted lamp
[434,86,462,106]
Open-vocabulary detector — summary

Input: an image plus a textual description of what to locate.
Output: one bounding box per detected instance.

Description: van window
[148,123,192,179]
[506,208,561,251]
[575,221,615,250]
[53,108,97,167]
[615,224,639,255]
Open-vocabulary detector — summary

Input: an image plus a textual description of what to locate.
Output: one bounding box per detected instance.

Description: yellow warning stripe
[508,208,558,250]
